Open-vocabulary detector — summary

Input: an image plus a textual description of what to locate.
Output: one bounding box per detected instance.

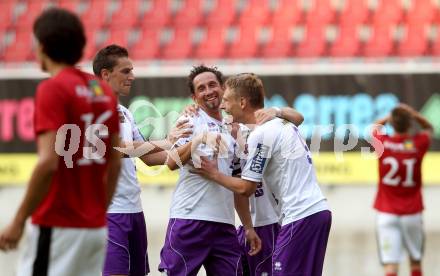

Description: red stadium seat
[339,0,370,26]
[58,0,81,12]
[205,0,237,27]
[109,0,141,29]
[130,28,161,60]
[14,0,51,31]
[83,30,98,61]
[104,28,129,48]
[363,23,395,57]
[140,0,171,29]
[3,30,33,62]
[271,0,302,27]
[0,0,16,31]
[330,25,360,57]
[194,26,227,59]
[81,0,111,29]
[305,0,335,25]
[173,0,203,27]
[295,24,327,57]
[239,0,270,26]
[372,0,403,25]
[397,24,428,57]
[228,24,261,59]
[406,0,437,25]
[162,28,193,60]
[262,25,293,58]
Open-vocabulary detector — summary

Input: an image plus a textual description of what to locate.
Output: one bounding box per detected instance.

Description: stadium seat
[406,0,437,24]
[14,0,51,31]
[238,0,270,26]
[270,0,302,27]
[362,23,395,57]
[162,28,193,60]
[104,28,129,48]
[339,0,370,26]
[295,23,327,58]
[140,0,171,29]
[372,0,403,25]
[305,0,335,25]
[397,24,428,57]
[83,30,98,61]
[330,25,360,57]
[205,0,237,27]
[57,0,81,12]
[173,0,203,27]
[228,24,261,59]
[194,26,227,59]
[0,0,16,32]
[130,28,161,60]
[3,30,33,62]
[261,25,294,58]
[109,0,141,29]
[81,0,111,29]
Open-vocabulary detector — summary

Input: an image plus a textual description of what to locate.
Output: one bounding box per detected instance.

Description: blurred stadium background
[1,0,440,275]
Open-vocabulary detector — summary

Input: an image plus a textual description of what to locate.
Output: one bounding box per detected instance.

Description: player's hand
[0,220,24,252]
[167,119,193,144]
[245,227,262,256]
[190,156,219,180]
[255,108,277,125]
[181,104,199,117]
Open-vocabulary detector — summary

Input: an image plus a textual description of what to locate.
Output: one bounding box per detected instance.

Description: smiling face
[104,57,134,96]
[220,87,243,123]
[192,71,223,112]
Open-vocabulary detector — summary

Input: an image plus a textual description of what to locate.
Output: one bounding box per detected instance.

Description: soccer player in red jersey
[372,103,433,276]
[0,8,121,275]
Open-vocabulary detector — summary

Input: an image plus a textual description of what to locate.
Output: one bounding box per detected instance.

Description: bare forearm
[374,116,389,126]
[413,113,433,131]
[211,172,256,196]
[234,194,253,229]
[279,107,304,126]
[166,142,193,170]
[14,161,55,226]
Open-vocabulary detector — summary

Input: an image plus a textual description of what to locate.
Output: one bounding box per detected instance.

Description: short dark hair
[187,65,224,94]
[390,106,412,133]
[33,8,85,65]
[225,73,265,109]
[93,44,129,77]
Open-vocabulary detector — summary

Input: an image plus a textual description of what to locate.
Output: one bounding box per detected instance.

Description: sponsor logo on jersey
[250,143,269,174]
[383,140,416,153]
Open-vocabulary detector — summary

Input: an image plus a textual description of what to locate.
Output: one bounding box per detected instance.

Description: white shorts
[376,212,424,264]
[17,223,107,276]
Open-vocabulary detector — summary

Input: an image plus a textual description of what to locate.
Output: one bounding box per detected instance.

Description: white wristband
[273,107,282,117]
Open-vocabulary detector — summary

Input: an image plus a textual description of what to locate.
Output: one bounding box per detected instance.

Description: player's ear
[101,69,111,82]
[240,96,247,109]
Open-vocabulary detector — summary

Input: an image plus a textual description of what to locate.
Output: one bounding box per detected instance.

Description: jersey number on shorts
[382,157,416,187]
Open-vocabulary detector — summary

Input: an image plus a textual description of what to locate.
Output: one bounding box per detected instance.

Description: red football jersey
[373,130,431,215]
[32,67,119,228]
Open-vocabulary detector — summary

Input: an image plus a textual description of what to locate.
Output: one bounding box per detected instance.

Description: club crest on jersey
[250,143,269,174]
[404,139,414,150]
[89,80,104,96]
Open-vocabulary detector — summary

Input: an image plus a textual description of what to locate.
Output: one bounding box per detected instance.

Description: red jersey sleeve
[34,80,67,135]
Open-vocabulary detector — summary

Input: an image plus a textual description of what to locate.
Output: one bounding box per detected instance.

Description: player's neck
[201,107,222,121]
[241,109,257,125]
[394,130,410,137]
[46,61,70,77]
